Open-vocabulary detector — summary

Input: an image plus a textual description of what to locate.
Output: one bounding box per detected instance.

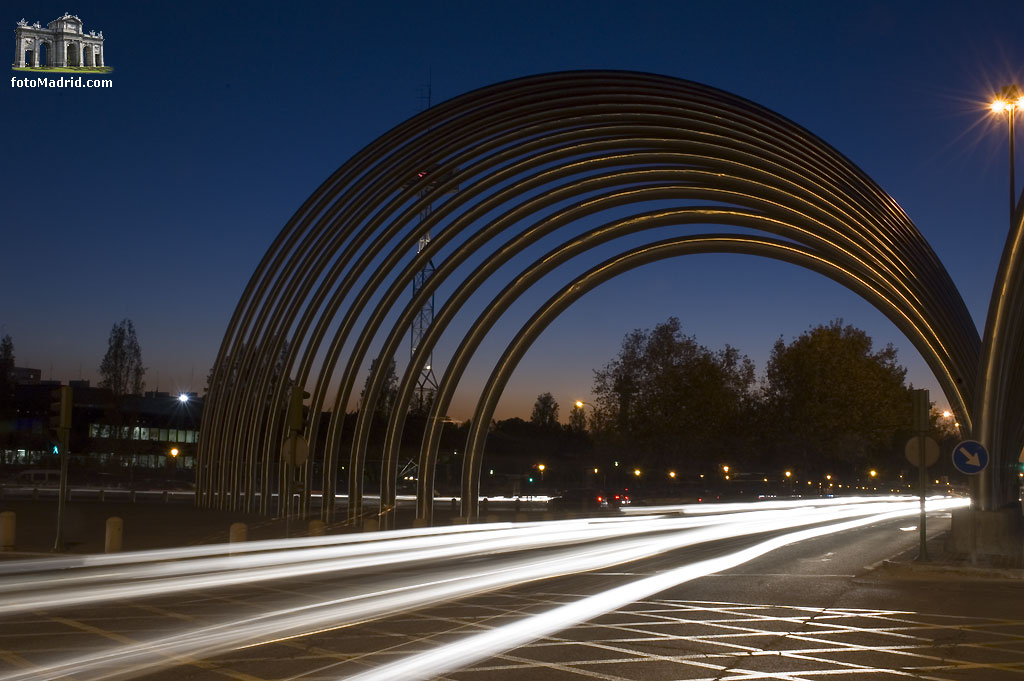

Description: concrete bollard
[480,498,489,514]
[229,522,247,543]
[105,517,123,553]
[363,518,379,533]
[0,511,15,551]
[308,519,325,536]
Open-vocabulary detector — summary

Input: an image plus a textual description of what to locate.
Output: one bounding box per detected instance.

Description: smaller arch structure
[199,71,1024,527]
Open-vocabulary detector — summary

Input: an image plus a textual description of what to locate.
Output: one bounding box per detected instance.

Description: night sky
[4,1,1024,420]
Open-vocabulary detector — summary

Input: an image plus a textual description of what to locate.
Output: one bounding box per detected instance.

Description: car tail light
[596,496,603,502]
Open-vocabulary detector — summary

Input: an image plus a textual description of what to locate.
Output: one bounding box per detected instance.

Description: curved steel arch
[199,70,1010,524]
[456,234,968,519]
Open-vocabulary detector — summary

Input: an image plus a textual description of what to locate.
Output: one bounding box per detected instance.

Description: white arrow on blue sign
[952,440,989,475]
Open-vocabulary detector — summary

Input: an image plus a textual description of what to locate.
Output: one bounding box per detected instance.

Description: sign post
[283,386,309,538]
[911,389,930,561]
[50,386,72,552]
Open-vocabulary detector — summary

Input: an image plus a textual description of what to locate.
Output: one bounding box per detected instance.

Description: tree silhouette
[99,319,145,397]
[530,392,560,428]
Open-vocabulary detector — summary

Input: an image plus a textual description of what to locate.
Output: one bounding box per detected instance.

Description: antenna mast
[410,72,451,413]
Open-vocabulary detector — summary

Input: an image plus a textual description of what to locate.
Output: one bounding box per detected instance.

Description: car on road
[548,488,631,510]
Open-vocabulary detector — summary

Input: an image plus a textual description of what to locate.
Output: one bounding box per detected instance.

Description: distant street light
[784,470,792,478]
[633,468,641,477]
[668,470,676,479]
[177,393,189,403]
[169,448,179,458]
[869,469,878,478]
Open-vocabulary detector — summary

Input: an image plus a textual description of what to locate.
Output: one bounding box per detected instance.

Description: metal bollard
[162,491,169,503]
[308,519,325,536]
[98,489,105,503]
[105,517,123,553]
[0,511,15,551]
[229,522,247,543]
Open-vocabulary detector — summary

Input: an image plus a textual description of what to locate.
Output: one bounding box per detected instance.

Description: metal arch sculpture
[198,70,1022,527]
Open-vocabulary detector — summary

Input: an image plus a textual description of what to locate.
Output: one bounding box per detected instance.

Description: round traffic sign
[282,435,309,466]
[904,436,939,468]
[952,440,988,475]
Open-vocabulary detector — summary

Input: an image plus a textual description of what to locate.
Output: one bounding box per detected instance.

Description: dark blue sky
[4,1,1023,419]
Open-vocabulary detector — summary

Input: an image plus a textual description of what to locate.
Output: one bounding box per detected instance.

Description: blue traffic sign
[952,440,989,475]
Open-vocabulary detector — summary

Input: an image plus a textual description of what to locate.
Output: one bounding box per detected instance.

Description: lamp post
[991,85,1023,219]
[977,85,1024,511]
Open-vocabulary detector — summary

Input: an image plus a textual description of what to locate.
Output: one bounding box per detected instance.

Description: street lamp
[169,448,179,458]
[991,85,1024,218]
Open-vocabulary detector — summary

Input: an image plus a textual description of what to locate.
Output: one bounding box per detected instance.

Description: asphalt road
[1,499,1020,681]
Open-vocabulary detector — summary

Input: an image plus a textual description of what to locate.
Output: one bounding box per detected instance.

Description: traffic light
[49,385,72,434]
[287,386,311,432]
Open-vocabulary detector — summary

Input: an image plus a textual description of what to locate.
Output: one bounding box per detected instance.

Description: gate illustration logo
[12,13,110,72]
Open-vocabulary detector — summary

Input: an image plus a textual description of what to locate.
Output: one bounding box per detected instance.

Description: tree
[760,319,912,477]
[530,392,559,428]
[568,402,587,432]
[99,319,145,397]
[361,358,398,419]
[592,317,756,470]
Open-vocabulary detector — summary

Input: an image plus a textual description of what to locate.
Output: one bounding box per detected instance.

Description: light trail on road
[0,496,967,681]
[341,499,968,681]
[0,496,925,614]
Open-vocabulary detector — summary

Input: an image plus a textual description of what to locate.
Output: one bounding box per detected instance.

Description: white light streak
[0,497,968,681]
[342,497,967,681]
